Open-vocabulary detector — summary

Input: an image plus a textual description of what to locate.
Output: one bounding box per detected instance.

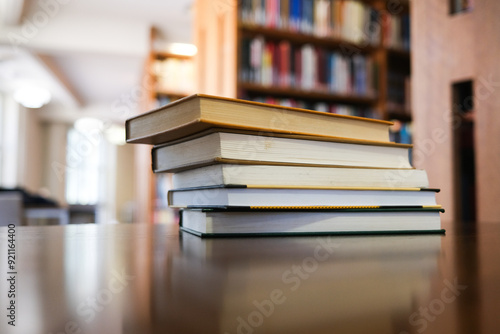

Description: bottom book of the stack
[179,206,445,237]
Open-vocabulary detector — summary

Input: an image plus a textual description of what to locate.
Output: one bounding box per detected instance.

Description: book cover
[125,94,393,145]
[179,206,445,238]
[151,129,413,173]
[167,185,440,208]
[170,163,430,189]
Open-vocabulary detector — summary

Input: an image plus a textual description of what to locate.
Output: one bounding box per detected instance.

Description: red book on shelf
[294,47,302,88]
[273,40,281,86]
[279,41,290,87]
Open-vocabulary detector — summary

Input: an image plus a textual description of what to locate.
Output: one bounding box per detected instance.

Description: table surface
[1,221,499,334]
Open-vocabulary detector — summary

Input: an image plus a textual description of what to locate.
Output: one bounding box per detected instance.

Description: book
[125,94,393,145]
[171,164,430,189]
[151,129,412,173]
[179,207,445,237]
[168,186,439,208]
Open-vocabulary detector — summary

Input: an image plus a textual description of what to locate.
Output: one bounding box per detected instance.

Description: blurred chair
[25,207,69,225]
[0,187,68,226]
[0,192,23,226]
[68,205,96,224]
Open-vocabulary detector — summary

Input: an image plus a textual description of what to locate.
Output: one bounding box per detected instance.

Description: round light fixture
[13,85,51,108]
[105,125,126,146]
[74,117,104,133]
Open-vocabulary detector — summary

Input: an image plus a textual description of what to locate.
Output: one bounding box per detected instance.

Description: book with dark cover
[179,206,446,237]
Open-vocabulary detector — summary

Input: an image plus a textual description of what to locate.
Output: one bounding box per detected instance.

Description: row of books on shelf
[389,120,412,145]
[247,95,377,118]
[240,0,381,45]
[383,13,410,50]
[239,0,410,49]
[151,57,195,95]
[240,37,377,96]
[126,94,443,236]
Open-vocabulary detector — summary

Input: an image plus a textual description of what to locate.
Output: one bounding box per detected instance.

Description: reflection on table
[1,221,499,334]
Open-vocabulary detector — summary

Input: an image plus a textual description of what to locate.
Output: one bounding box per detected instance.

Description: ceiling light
[74,117,104,133]
[13,85,51,108]
[167,43,198,56]
[105,125,126,145]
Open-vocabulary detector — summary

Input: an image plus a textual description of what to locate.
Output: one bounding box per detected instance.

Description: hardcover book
[171,164,430,189]
[168,185,440,208]
[152,129,412,173]
[179,207,446,237]
[125,94,393,145]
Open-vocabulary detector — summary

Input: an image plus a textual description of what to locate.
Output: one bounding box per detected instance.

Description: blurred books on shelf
[152,57,195,95]
[382,12,410,51]
[239,37,376,97]
[239,0,381,45]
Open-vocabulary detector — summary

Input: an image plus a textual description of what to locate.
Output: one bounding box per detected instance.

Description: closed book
[170,164,430,189]
[125,94,394,146]
[179,207,445,237]
[168,185,439,208]
[151,129,413,173]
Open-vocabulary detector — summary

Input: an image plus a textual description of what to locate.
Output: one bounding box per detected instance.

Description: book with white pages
[171,164,429,189]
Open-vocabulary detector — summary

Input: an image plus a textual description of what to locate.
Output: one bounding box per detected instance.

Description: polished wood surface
[1,221,499,334]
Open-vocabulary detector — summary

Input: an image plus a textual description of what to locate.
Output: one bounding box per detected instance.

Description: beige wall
[1,96,44,194]
[194,0,237,98]
[19,106,43,194]
[473,0,500,223]
[412,0,500,223]
[115,144,136,223]
[41,121,69,205]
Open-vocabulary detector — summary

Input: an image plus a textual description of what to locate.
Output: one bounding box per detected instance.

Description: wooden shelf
[386,103,412,121]
[239,23,377,53]
[387,111,412,122]
[152,51,194,60]
[155,90,188,98]
[386,47,411,58]
[239,82,378,105]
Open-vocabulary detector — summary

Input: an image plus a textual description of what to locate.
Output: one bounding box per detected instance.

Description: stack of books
[126,94,444,237]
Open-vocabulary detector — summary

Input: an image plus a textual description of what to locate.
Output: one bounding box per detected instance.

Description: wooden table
[1,221,499,334]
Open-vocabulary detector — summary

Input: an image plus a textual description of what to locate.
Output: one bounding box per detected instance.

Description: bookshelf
[194,0,412,142]
[141,27,196,223]
[146,28,195,107]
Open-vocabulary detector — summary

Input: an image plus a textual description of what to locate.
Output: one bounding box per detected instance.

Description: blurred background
[1,0,498,227]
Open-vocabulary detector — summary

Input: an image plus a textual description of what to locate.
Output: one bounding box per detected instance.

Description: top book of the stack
[125,94,393,145]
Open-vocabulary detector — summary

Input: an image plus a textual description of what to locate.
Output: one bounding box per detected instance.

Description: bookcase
[194,0,412,143]
[146,28,195,107]
[141,27,196,223]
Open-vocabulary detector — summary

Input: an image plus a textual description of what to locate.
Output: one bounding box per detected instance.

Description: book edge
[180,226,447,238]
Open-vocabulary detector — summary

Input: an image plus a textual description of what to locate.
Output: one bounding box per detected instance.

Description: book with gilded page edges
[125,94,393,145]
